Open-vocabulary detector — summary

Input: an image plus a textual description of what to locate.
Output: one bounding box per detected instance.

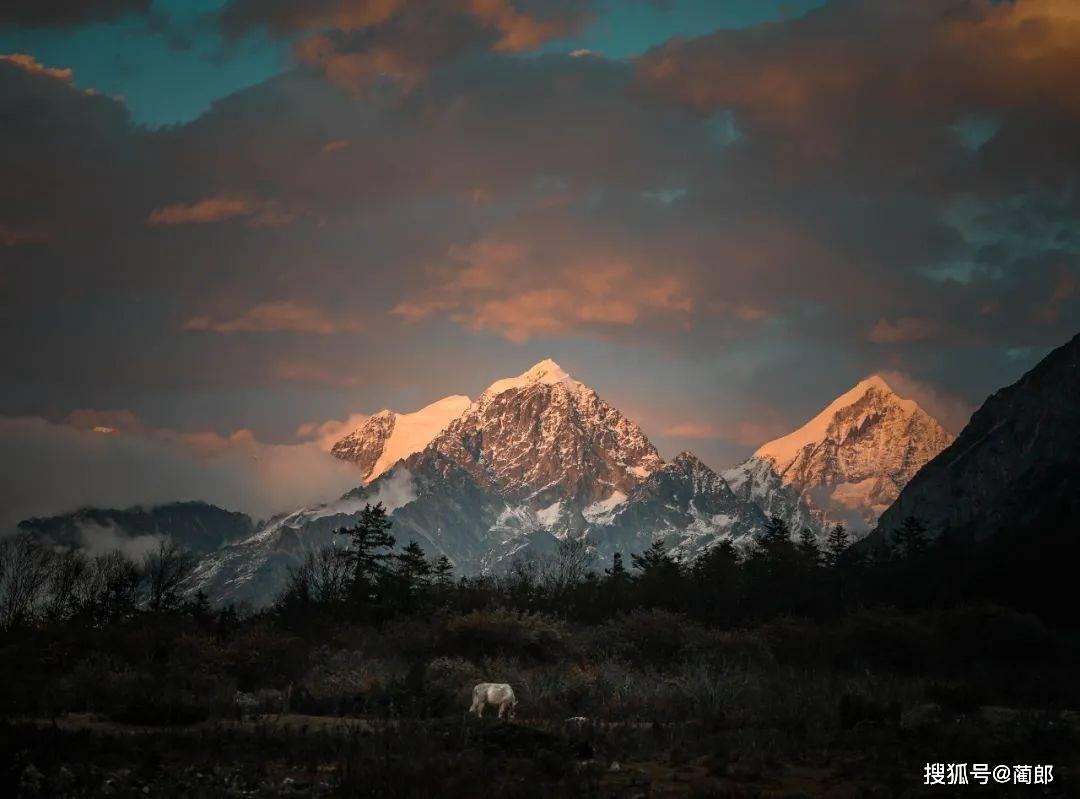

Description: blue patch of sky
[0,0,288,128]
[545,0,825,59]
[950,115,1000,150]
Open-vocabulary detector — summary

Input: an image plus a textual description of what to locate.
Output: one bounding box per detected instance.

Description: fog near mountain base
[75,520,164,560]
[0,416,363,533]
[312,468,418,520]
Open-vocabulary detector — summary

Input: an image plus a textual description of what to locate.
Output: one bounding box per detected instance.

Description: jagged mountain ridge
[184,362,958,606]
[875,333,1080,542]
[724,376,954,532]
[421,359,663,508]
[189,360,762,605]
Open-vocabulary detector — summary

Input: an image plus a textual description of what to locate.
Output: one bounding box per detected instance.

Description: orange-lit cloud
[0,54,74,83]
[394,240,693,342]
[665,422,718,439]
[638,0,1080,171]
[868,316,940,344]
[148,194,293,227]
[468,0,573,53]
[184,301,365,335]
[665,419,790,447]
[225,0,589,92]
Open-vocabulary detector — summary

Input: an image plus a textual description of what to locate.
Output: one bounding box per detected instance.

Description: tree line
[0,535,200,633]
[0,500,1053,635]
[273,503,964,629]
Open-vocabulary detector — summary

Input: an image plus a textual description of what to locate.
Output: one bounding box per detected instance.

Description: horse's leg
[498,702,505,720]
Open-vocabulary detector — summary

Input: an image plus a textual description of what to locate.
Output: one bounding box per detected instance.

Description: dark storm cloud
[0,1,150,30]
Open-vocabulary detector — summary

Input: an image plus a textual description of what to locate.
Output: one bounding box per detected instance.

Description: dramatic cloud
[638,0,1080,180]
[2,0,1079,519]
[395,239,693,342]
[222,0,591,91]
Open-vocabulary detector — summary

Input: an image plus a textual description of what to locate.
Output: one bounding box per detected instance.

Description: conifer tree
[432,555,454,589]
[824,524,850,568]
[757,516,796,563]
[334,502,396,604]
[692,539,739,580]
[892,515,929,559]
[631,539,680,578]
[605,552,628,580]
[797,527,821,565]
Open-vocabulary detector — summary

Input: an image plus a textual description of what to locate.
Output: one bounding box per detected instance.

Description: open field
[5,692,1077,796]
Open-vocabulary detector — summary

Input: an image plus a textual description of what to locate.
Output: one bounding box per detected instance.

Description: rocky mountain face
[590,452,766,563]
[19,502,254,557]
[724,376,953,533]
[189,360,763,606]
[330,410,395,479]
[875,333,1080,542]
[183,363,960,606]
[330,395,471,482]
[423,359,663,508]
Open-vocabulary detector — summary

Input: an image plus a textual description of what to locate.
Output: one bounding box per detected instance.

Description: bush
[225,623,308,691]
[595,609,713,663]
[300,647,402,716]
[440,608,565,661]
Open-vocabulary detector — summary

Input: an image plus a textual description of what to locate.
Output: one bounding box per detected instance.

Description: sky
[2,0,1079,527]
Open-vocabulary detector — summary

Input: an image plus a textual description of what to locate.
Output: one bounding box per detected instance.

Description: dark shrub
[440,608,565,661]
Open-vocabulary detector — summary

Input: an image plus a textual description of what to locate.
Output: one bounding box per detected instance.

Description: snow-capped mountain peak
[481,358,583,397]
[331,394,471,481]
[423,359,661,506]
[727,375,954,533]
[754,375,917,473]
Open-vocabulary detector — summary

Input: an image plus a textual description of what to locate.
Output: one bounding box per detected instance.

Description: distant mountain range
[181,359,951,605]
[17,334,1080,610]
[18,502,254,558]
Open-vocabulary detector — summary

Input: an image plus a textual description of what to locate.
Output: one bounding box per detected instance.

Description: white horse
[469,682,517,720]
